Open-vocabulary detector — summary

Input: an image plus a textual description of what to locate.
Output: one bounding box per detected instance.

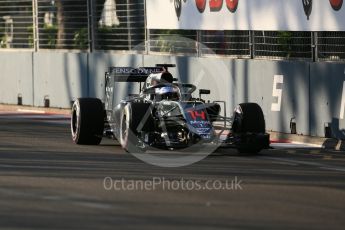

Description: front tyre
[71,98,104,145]
[232,103,265,134]
[232,103,268,154]
[119,102,154,153]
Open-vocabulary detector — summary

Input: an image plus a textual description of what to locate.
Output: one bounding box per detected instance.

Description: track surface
[0,113,345,230]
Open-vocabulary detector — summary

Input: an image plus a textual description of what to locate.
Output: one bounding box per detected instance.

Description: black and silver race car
[71,64,269,153]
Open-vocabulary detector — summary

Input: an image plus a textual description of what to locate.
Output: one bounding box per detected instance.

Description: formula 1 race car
[71,64,269,154]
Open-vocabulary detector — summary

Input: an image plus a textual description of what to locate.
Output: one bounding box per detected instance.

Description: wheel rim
[72,109,77,133]
[121,114,128,144]
[71,104,78,137]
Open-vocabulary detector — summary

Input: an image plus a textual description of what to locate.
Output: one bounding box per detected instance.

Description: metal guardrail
[0,0,33,49]
[252,31,313,60]
[94,0,145,51]
[200,30,250,58]
[317,31,345,62]
[0,0,344,62]
[148,29,197,55]
[36,0,89,50]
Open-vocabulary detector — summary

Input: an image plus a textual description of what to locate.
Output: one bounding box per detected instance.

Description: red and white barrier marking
[0,109,70,125]
[270,141,322,149]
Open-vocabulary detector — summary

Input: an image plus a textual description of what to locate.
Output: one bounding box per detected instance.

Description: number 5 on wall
[271,75,284,112]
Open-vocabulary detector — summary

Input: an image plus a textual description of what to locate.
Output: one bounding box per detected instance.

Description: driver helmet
[146,72,174,88]
[157,86,180,101]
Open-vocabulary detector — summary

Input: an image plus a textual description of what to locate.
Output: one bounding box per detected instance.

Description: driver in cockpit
[144,71,180,101]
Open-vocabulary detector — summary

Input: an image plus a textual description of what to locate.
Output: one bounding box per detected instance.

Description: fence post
[144,0,148,54]
[126,0,132,50]
[249,30,254,59]
[312,31,318,62]
[146,29,151,54]
[32,0,39,51]
[197,30,202,57]
[87,0,95,52]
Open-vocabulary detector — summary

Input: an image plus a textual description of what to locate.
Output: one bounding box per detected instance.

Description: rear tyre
[71,98,104,145]
[232,103,266,154]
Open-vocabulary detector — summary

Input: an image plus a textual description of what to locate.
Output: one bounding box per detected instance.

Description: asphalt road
[0,113,345,230]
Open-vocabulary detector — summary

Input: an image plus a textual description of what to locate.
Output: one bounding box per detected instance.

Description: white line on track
[319,167,345,172]
[0,164,108,171]
[267,161,299,166]
[0,111,70,124]
[271,143,322,149]
[0,188,113,210]
[291,141,323,148]
[261,156,345,172]
[17,109,47,114]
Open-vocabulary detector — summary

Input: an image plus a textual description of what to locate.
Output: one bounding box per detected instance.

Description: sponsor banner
[146,0,345,31]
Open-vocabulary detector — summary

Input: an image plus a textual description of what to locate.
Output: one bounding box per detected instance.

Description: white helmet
[157,86,180,101]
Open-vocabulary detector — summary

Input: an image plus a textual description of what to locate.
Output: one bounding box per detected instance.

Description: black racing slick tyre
[232,103,267,154]
[119,102,154,153]
[232,103,265,134]
[71,98,104,145]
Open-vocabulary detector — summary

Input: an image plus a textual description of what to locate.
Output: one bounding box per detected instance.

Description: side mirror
[199,89,211,95]
[199,89,211,101]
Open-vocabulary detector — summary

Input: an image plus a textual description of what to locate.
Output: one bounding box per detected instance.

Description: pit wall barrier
[0,52,344,139]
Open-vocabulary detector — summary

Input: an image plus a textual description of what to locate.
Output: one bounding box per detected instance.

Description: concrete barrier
[0,52,34,106]
[310,62,345,139]
[33,52,88,108]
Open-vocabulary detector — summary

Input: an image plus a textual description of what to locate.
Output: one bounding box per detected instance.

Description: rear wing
[106,64,176,83]
[106,67,164,82]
